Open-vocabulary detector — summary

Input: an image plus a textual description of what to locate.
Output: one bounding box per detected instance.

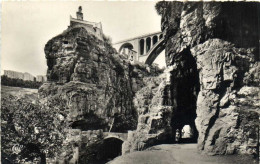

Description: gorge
[1,2,260,164]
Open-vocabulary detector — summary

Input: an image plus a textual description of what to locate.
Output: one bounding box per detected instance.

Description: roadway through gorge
[108,144,256,164]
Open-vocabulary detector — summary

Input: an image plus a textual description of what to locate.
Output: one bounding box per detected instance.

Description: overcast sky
[1,1,165,76]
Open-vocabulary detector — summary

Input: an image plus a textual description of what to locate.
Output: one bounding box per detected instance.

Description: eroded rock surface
[40,27,162,133]
[162,1,259,156]
[39,27,163,162]
[192,39,259,155]
[123,74,173,154]
[123,2,259,157]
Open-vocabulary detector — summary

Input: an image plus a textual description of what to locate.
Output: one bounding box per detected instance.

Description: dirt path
[109,144,257,164]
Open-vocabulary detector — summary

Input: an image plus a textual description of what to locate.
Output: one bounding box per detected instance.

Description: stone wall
[69,18,104,41]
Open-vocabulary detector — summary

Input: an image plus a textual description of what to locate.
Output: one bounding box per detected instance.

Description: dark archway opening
[96,138,123,163]
[20,143,46,164]
[153,36,158,45]
[146,37,151,52]
[168,48,200,144]
[80,138,123,164]
[139,39,145,55]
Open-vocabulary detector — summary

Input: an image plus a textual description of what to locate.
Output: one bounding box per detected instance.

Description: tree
[1,75,42,89]
[1,96,70,163]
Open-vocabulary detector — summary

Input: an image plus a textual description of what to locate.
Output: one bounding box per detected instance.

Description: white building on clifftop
[69,6,103,40]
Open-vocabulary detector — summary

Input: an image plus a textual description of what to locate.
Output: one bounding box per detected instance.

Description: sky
[1,1,166,76]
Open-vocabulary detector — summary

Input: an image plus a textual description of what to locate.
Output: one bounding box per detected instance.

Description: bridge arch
[97,137,123,163]
[103,132,128,141]
[139,39,145,55]
[119,42,134,54]
[153,35,158,45]
[112,31,164,64]
[104,136,124,142]
[146,37,152,52]
[103,137,124,144]
[145,38,165,65]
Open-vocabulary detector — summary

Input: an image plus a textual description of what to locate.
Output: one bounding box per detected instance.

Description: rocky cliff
[3,3,259,163]
[40,27,162,133]
[123,2,260,157]
[36,27,165,162]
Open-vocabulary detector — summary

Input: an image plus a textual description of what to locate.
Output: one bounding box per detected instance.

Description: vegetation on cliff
[1,96,70,163]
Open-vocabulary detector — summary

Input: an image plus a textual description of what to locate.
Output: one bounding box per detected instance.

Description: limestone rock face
[160,2,260,156]
[40,27,164,163]
[164,2,259,64]
[122,74,173,154]
[40,27,161,133]
[123,2,259,156]
[191,39,259,155]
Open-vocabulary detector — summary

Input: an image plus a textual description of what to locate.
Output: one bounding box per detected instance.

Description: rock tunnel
[167,48,200,143]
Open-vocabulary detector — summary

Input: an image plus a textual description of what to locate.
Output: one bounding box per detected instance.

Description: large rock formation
[192,39,259,155]
[123,2,259,157]
[40,27,161,132]
[122,74,173,154]
[38,27,163,162]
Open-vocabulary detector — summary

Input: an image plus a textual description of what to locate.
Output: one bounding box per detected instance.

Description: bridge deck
[113,31,162,45]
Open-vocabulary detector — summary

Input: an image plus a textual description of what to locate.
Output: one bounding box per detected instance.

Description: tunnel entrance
[79,137,123,164]
[168,48,200,144]
[96,138,123,163]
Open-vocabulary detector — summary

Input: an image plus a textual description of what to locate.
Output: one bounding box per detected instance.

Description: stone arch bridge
[65,129,128,143]
[46,129,129,163]
[103,132,128,141]
[113,31,165,65]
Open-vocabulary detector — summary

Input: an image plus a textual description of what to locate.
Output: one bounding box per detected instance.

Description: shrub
[1,96,70,163]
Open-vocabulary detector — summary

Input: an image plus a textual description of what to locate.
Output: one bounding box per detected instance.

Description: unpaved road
[109,144,257,164]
